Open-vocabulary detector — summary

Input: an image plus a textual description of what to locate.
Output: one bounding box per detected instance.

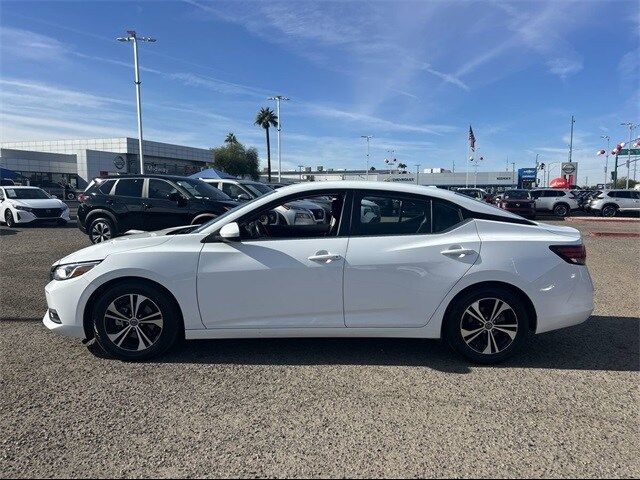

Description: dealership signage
[113,155,126,170]
[561,162,578,186]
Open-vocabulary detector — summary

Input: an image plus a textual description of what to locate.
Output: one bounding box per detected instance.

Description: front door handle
[308,251,342,263]
[441,246,476,258]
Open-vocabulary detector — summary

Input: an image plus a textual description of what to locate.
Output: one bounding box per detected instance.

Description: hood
[53,229,178,266]
[11,198,65,208]
[534,222,581,240]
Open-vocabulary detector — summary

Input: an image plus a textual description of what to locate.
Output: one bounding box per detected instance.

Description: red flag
[468,126,476,152]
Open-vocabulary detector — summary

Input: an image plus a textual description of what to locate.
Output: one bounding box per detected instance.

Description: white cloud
[0,27,70,62]
[547,58,583,80]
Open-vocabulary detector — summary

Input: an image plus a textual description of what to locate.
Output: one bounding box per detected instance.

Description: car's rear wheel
[92,282,180,361]
[601,204,617,217]
[444,287,530,364]
[88,217,115,243]
[553,203,570,217]
[4,210,15,227]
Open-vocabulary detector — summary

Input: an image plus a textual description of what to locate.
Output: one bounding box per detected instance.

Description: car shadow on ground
[114,315,639,374]
[0,227,18,236]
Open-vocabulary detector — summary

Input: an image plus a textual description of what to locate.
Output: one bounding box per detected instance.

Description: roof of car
[1,185,41,189]
[96,174,197,181]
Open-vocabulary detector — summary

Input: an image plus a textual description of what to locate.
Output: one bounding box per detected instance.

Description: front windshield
[243,183,273,196]
[5,188,50,200]
[503,190,530,199]
[192,189,278,233]
[175,179,232,200]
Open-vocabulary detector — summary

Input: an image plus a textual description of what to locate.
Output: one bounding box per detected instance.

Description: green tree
[613,177,638,189]
[211,136,260,180]
[225,132,238,144]
[254,107,278,182]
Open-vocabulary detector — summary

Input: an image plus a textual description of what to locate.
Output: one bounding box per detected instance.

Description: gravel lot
[1,217,639,478]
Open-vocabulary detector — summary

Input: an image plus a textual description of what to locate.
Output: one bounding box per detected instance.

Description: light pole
[621,122,638,189]
[568,115,575,163]
[268,96,290,182]
[117,30,156,175]
[601,135,610,188]
[414,164,421,185]
[511,162,515,187]
[298,164,304,181]
[361,135,373,179]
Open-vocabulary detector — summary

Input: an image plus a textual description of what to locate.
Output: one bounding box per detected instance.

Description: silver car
[587,190,640,217]
[530,188,580,217]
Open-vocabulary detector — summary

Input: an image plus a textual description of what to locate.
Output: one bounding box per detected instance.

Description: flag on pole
[597,149,606,155]
[468,126,476,152]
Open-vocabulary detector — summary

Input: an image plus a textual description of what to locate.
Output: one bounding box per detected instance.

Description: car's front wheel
[4,210,15,227]
[553,203,570,217]
[92,282,181,361]
[88,217,115,243]
[444,287,530,364]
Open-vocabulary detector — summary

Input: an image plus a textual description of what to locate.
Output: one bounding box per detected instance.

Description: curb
[589,232,640,237]
[566,216,640,223]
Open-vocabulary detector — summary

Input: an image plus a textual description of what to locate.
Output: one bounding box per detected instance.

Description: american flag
[468,126,476,152]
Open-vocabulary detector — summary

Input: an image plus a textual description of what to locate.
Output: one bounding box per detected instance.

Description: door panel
[344,221,481,328]
[197,238,348,329]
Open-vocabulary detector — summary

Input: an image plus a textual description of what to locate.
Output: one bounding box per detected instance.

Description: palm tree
[254,107,278,182]
[225,132,238,144]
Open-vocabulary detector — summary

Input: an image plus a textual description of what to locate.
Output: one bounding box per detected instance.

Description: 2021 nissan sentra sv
[43,182,594,363]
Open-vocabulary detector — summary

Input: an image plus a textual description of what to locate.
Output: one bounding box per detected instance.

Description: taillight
[550,244,586,265]
[77,193,89,202]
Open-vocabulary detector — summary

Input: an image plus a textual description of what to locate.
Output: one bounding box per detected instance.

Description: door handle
[441,246,476,258]
[308,252,342,263]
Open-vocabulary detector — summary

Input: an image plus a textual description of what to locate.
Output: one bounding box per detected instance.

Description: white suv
[587,190,640,217]
[530,189,580,217]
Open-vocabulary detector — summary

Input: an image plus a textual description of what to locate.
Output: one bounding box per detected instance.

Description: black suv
[77,175,239,243]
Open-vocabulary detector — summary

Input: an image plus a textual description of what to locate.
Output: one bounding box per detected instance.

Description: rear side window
[607,191,618,198]
[432,200,464,233]
[352,194,431,236]
[148,179,178,200]
[616,191,632,199]
[114,179,143,198]
[98,179,116,195]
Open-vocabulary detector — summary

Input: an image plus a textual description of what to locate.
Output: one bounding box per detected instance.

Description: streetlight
[268,96,290,182]
[361,135,373,179]
[414,164,421,185]
[621,122,638,189]
[600,135,610,188]
[117,30,156,174]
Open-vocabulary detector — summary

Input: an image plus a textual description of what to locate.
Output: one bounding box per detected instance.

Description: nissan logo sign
[113,155,126,170]
[562,163,576,175]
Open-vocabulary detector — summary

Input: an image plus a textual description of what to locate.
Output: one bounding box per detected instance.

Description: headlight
[52,261,101,281]
[14,205,33,212]
[61,204,69,211]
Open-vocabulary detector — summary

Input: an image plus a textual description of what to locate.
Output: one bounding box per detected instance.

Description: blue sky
[0,0,638,182]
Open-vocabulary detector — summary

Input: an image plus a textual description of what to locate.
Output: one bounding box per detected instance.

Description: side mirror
[236,193,251,202]
[219,222,240,241]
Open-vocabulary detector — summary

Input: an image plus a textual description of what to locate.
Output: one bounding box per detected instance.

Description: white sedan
[1,186,70,227]
[43,181,594,363]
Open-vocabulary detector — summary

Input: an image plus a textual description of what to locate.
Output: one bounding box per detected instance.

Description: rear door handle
[308,252,342,263]
[441,247,476,258]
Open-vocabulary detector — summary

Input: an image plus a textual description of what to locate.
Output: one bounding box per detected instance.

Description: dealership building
[0,138,213,188]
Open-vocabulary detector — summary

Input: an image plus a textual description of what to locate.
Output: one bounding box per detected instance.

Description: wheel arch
[85,209,119,231]
[440,280,538,337]
[82,276,185,340]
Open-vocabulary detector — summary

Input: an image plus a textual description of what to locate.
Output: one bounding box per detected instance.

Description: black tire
[92,282,181,361]
[601,204,617,217]
[4,210,15,227]
[443,286,530,364]
[88,216,115,243]
[553,203,570,217]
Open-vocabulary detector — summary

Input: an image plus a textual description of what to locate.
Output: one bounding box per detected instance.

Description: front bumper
[42,276,91,340]
[14,209,70,224]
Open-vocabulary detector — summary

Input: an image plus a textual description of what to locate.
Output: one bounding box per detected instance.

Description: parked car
[1,179,16,186]
[497,190,536,219]
[530,188,580,217]
[44,181,593,364]
[202,178,327,225]
[0,186,70,227]
[77,175,239,243]
[587,190,640,217]
[29,179,77,200]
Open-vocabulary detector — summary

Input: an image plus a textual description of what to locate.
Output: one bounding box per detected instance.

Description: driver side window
[238,192,345,240]
[149,179,178,200]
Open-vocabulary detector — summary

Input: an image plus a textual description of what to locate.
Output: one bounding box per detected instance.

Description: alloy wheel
[5,210,15,227]
[554,205,568,217]
[460,298,519,355]
[602,206,616,217]
[103,294,164,352]
[91,220,112,243]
